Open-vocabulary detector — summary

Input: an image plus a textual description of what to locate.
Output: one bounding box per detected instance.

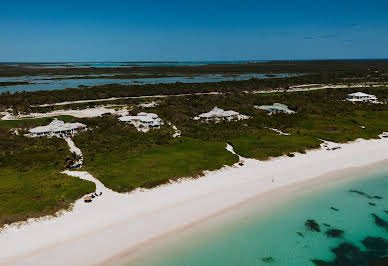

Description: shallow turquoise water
[126,165,388,266]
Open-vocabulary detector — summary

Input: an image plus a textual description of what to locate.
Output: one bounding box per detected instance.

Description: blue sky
[0,0,387,61]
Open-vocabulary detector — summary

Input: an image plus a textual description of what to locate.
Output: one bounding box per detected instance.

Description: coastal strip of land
[27,82,386,108]
[0,137,387,265]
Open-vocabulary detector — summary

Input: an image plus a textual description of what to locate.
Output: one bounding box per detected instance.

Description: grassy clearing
[230,131,322,160]
[82,137,238,192]
[0,136,95,227]
[286,111,388,142]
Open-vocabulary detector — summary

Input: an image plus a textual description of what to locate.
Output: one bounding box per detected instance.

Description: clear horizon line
[1,58,388,64]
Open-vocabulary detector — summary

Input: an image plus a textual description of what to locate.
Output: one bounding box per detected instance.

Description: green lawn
[83,138,238,192]
[230,131,322,160]
[0,136,95,227]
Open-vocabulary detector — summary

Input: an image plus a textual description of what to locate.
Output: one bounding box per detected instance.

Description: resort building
[118,112,164,132]
[346,92,378,103]
[27,119,87,138]
[255,103,296,114]
[194,107,248,121]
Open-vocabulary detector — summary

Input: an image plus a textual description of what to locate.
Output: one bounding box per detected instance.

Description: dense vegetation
[0,133,95,227]
[2,60,388,77]
[1,59,388,112]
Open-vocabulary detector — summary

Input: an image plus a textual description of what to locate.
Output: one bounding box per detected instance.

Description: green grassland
[73,117,238,192]
[230,132,322,160]
[285,111,388,143]
[0,135,95,227]
[83,138,237,192]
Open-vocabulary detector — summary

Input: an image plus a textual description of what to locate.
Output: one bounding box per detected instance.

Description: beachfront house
[27,119,87,138]
[255,103,295,115]
[193,107,248,121]
[346,92,378,103]
[118,112,164,132]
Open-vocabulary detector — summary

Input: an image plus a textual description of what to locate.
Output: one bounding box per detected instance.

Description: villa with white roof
[194,107,248,121]
[27,119,87,138]
[347,92,378,103]
[255,103,296,115]
[118,112,164,132]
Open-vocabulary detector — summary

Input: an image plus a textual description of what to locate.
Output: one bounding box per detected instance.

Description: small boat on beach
[84,196,92,203]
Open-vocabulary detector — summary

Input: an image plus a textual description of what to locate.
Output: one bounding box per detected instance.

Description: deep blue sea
[123,165,388,266]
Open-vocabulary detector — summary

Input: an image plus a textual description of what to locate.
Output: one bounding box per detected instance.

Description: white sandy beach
[1,137,388,266]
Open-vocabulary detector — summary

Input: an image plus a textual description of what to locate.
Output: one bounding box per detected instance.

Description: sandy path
[1,106,129,120]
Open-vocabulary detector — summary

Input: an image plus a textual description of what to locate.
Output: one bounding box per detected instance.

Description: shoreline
[116,159,388,266]
[1,137,388,265]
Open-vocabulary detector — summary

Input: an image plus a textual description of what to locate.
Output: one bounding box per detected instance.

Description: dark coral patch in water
[368,256,388,266]
[262,257,275,263]
[372,214,388,232]
[325,228,344,238]
[349,189,383,200]
[312,236,388,265]
[305,219,320,232]
[311,259,330,266]
[362,237,388,257]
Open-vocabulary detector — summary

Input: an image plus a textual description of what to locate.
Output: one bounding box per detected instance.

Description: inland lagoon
[122,164,388,266]
[0,73,299,93]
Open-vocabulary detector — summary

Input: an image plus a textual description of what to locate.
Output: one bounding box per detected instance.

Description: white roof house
[347,92,378,103]
[27,119,87,138]
[118,112,164,132]
[256,103,295,114]
[194,107,248,121]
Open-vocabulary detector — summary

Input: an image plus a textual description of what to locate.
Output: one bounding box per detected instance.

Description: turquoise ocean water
[122,164,388,266]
